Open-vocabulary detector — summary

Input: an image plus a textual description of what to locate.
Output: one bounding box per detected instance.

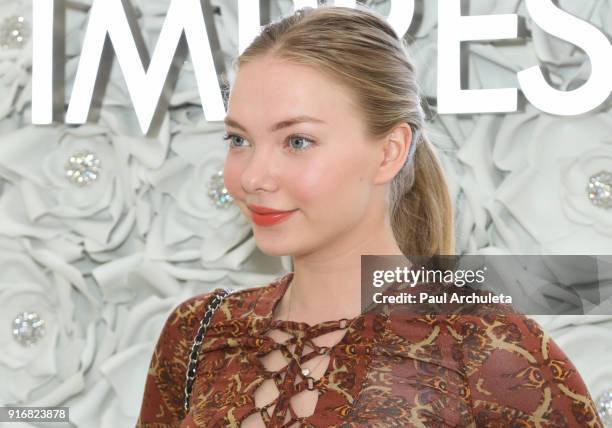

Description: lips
[247,204,297,226]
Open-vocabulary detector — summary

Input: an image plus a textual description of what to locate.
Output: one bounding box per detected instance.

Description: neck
[274,216,404,325]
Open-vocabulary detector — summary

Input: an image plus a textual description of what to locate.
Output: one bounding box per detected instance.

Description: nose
[240,145,278,194]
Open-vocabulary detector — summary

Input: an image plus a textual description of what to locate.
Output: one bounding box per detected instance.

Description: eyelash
[222,133,316,153]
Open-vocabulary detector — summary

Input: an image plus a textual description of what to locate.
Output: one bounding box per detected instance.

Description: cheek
[289,151,370,209]
[285,155,339,206]
[223,157,243,198]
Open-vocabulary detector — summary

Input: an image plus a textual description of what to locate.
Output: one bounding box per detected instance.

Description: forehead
[227,56,360,129]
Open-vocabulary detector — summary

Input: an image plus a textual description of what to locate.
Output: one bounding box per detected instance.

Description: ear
[374,123,413,185]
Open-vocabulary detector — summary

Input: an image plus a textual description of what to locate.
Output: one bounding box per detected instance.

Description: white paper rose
[0,238,99,406]
[490,109,612,254]
[0,124,137,255]
[560,145,612,236]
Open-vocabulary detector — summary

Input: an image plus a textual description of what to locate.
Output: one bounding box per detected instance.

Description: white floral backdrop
[0,0,611,426]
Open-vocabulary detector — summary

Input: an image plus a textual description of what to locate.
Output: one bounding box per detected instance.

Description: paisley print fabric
[136,272,603,427]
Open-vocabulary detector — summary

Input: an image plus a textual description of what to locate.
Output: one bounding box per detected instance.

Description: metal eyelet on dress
[272,371,283,383]
[306,376,316,391]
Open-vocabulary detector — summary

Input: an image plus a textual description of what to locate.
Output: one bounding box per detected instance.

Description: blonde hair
[233,5,455,256]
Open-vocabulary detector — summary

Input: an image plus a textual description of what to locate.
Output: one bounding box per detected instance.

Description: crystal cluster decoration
[586,170,612,210]
[12,311,46,347]
[0,15,30,50]
[207,169,233,208]
[65,150,102,187]
[597,388,612,426]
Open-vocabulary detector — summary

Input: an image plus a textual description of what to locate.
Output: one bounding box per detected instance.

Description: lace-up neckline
[241,272,364,427]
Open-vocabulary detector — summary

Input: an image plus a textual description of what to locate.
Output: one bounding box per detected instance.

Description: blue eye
[287,135,315,152]
[222,133,249,148]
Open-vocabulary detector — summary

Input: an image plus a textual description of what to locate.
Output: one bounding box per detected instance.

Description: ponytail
[390,132,455,256]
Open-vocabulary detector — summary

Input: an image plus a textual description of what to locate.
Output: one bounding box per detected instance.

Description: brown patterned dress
[136,272,604,427]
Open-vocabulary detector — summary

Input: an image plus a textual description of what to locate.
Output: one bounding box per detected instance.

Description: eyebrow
[224,115,327,133]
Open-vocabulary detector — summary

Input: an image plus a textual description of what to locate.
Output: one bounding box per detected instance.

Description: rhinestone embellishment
[65,150,101,187]
[301,368,311,377]
[597,388,612,426]
[207,169,233,208]
[586,170,612,209]
[0,15,30,50]
[12,311,46,347]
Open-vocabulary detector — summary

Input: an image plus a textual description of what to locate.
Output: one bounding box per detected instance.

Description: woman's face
[223,56,393,258]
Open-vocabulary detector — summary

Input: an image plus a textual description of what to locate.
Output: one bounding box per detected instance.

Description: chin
[256,245,292,258]
[252,232,287,253]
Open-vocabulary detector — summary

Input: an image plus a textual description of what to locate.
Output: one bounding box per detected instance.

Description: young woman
[136,5,603,427]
